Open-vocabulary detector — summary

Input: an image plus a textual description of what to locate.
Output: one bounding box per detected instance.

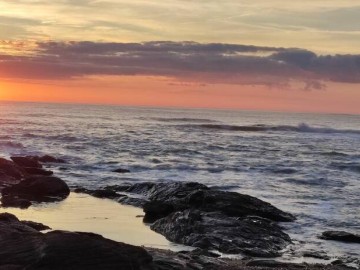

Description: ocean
[0,101,359,261]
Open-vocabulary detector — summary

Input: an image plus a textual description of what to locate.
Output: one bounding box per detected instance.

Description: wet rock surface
[151,210,291,257]
[112,168,131,173]
[148,248,355,270]
[0,156,64,188]
[0,156,70,208]
[10,156,43,168]
[302,250,331,260]
[21,220,51,231]
[73,187,122,199]
[37,155,66,163]
[0,158,25,186]
[320,231,360,244]
[119,182,295,222]
[2,176,70,202]
[0,213,353,270]
[1,195,32,209]
[96,182,294,221]
[23,167,54,176]
[0,213,153,270]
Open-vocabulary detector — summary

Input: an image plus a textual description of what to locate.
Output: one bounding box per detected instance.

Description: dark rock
[189,248,221,258]
[143,201,175,223]
[0,213,351,270]
[21,221,51,231]
[10,156,42,168]
[38,155,66,163]
[73,187,88,193]
[2,176,70,203]
[104,184,132,192]
[303,250,331,260]
[90,189,120,199]
[0,213,154,270]
[0,265,23,270]
[320,231,360,244]
[0,212,22,222]
[122,181,295,222]
[30,231,153,270]
[332,260,345,265]
[117,196,149,208]
[151,210,292,258]
[121,182,156,195]
[113,168,130,173]
[246,260,306,268]
[23,167,53,176]
[149,248,224,270]
[0,158,24,185]
[72,187,122,200]
[1,195,32,209]
[147,182,208,201]
[87,181,295,258]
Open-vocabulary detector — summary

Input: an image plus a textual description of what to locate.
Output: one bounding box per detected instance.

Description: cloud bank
[1,41,359,90]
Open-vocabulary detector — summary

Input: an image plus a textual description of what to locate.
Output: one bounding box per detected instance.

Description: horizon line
[1,99,359,117]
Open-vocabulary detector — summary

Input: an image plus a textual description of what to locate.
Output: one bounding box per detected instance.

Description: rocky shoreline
[0,155,359,269]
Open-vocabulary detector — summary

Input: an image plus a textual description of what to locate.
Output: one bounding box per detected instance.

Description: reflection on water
[0,193,187,251]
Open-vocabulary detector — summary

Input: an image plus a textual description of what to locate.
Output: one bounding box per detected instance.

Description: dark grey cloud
[0,41,359,89]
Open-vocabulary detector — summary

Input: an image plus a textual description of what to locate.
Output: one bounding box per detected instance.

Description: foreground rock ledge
[0,213,354,270]
[151,210,291,257]
[0,213,152,270]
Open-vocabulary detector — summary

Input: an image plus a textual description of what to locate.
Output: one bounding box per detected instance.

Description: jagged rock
[2,176,70,203]
[303,250,331,260]
[73,187,121,199]
[117,196,148,208]
[82,181,295,257]
[0,213,352,270]
[1,195,32,209]
[148,248,224,270]
[188,248,221,258]
[320,231,360,244]
[117,182,295,222]
[112,168,130,173]
[120,182,155,195]
[23,167,54,176]
[143,201,175,223]
[38,155,66,163]
[10,156,42,168]
[151,210,292,257]
[0,213,154,270]
[21,221,51,231]
[246,260,306,268]
[0,158,24,184]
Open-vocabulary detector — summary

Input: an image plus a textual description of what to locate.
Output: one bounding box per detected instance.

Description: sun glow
[0,83,7,100]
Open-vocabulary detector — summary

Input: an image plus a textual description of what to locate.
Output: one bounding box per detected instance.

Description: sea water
[0,101,359,262]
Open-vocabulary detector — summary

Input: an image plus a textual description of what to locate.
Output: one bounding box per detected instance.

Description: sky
[0,0,359,113]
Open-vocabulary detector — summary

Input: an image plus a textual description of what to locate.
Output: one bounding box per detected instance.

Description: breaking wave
[182,123,360,135]
[0,141,24,149]
[150,117,219,123]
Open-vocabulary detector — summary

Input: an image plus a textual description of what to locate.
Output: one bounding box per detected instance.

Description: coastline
[0,154,359,269]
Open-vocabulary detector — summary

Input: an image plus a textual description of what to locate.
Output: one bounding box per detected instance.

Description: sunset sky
[0,0,359,113]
